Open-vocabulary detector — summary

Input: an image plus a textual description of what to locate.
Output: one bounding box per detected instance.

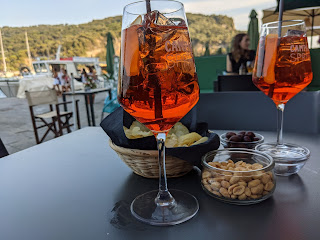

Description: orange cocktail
[252,20,313,176]
[118,1,199,226]
[253,34,312,106]
[119,17,199,132]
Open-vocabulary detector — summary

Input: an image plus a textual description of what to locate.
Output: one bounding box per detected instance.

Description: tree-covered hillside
[0,13,239,71]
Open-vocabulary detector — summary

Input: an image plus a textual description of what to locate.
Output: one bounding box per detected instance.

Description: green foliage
[0,13,237,71]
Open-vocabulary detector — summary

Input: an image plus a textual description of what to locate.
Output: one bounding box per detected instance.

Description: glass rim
[262,20,305,29]
[124,0,184,15]
[255,143,310,161]
[202,148,275,173]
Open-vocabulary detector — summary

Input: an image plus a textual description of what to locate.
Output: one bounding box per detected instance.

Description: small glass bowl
[201,149,276,205]
[220,132,264,149]
[255,143,310,176]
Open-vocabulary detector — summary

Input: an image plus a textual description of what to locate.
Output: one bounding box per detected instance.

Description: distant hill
[0,13,240,71]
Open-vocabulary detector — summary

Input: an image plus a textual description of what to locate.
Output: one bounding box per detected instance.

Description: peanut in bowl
[201,149,276,205]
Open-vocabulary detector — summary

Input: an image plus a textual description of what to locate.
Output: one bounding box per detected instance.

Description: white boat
[15,56,104,98]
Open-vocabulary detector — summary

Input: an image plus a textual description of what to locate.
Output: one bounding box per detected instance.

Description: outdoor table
[0,127,319,240]
[62,88,111,126]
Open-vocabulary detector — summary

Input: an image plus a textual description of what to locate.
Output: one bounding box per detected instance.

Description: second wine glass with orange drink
[253,20,312,176]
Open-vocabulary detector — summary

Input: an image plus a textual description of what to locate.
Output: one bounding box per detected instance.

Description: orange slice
[262,34,278,84]
[123,25,140,76]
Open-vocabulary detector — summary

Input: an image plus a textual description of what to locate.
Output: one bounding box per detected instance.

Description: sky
[1,0,276,30]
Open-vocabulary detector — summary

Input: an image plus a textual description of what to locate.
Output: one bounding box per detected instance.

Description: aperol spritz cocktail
[118,0,199,225]
[119,13,199,132]
[253,20,313,176]
[253,34,312,106]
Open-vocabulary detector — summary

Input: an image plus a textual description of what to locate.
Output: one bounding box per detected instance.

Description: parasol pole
[146,0,151,13]
[277,0,284,37]
[311,9,315,48]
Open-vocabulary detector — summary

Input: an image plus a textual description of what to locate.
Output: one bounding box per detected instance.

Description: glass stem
[277,103,285,146]
[155,132,175,207]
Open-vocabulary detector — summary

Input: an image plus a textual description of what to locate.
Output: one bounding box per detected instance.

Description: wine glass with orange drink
[118,0,199,225]
[253,20,313,175]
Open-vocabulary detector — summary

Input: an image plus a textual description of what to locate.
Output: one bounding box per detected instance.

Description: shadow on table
[107,168,201,230]
[274,174,307,204]
[262,175,307,240]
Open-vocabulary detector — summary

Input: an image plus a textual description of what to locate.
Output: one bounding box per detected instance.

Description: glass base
[131,189,199,226]
[255,143,310,176]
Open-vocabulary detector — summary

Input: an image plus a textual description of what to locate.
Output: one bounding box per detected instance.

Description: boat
[15,56,104,98]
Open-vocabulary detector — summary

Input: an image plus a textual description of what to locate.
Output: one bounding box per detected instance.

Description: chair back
[196,91,320,134]
[215,75,259,92]
[25,89,58,106]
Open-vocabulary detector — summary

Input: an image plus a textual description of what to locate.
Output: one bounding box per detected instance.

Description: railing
[0,79,20,97]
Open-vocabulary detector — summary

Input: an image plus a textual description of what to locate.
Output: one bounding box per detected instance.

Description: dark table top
[0,127,319,240]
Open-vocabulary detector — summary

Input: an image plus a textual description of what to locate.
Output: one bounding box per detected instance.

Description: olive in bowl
[220,131,264,149]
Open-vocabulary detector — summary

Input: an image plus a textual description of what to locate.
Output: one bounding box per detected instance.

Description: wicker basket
[109,140,193,178]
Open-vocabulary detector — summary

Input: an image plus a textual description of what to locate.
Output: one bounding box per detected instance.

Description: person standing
[61,69,71,92]
[52,68,61,95]
[81,68,88,84]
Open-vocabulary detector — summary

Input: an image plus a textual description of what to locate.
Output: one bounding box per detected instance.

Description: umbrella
[276,0,320,11]
[262,5,320,47]
[106,32,115,79]
[104,32,120,113]
[248,9,259,51]
[204,42,210,56]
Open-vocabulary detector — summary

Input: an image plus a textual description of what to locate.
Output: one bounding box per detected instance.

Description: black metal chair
[196,91,320,134]
[214,75,259,92]
[0,138,9,158]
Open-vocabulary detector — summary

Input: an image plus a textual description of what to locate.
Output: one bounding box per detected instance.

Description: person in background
[81,68,88,84]
[88,66,98,80]
[226,33,255,74]
[89,66,99,87]
[61,69,71,92]
[58,67,64,85]
[52,68,61,95]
